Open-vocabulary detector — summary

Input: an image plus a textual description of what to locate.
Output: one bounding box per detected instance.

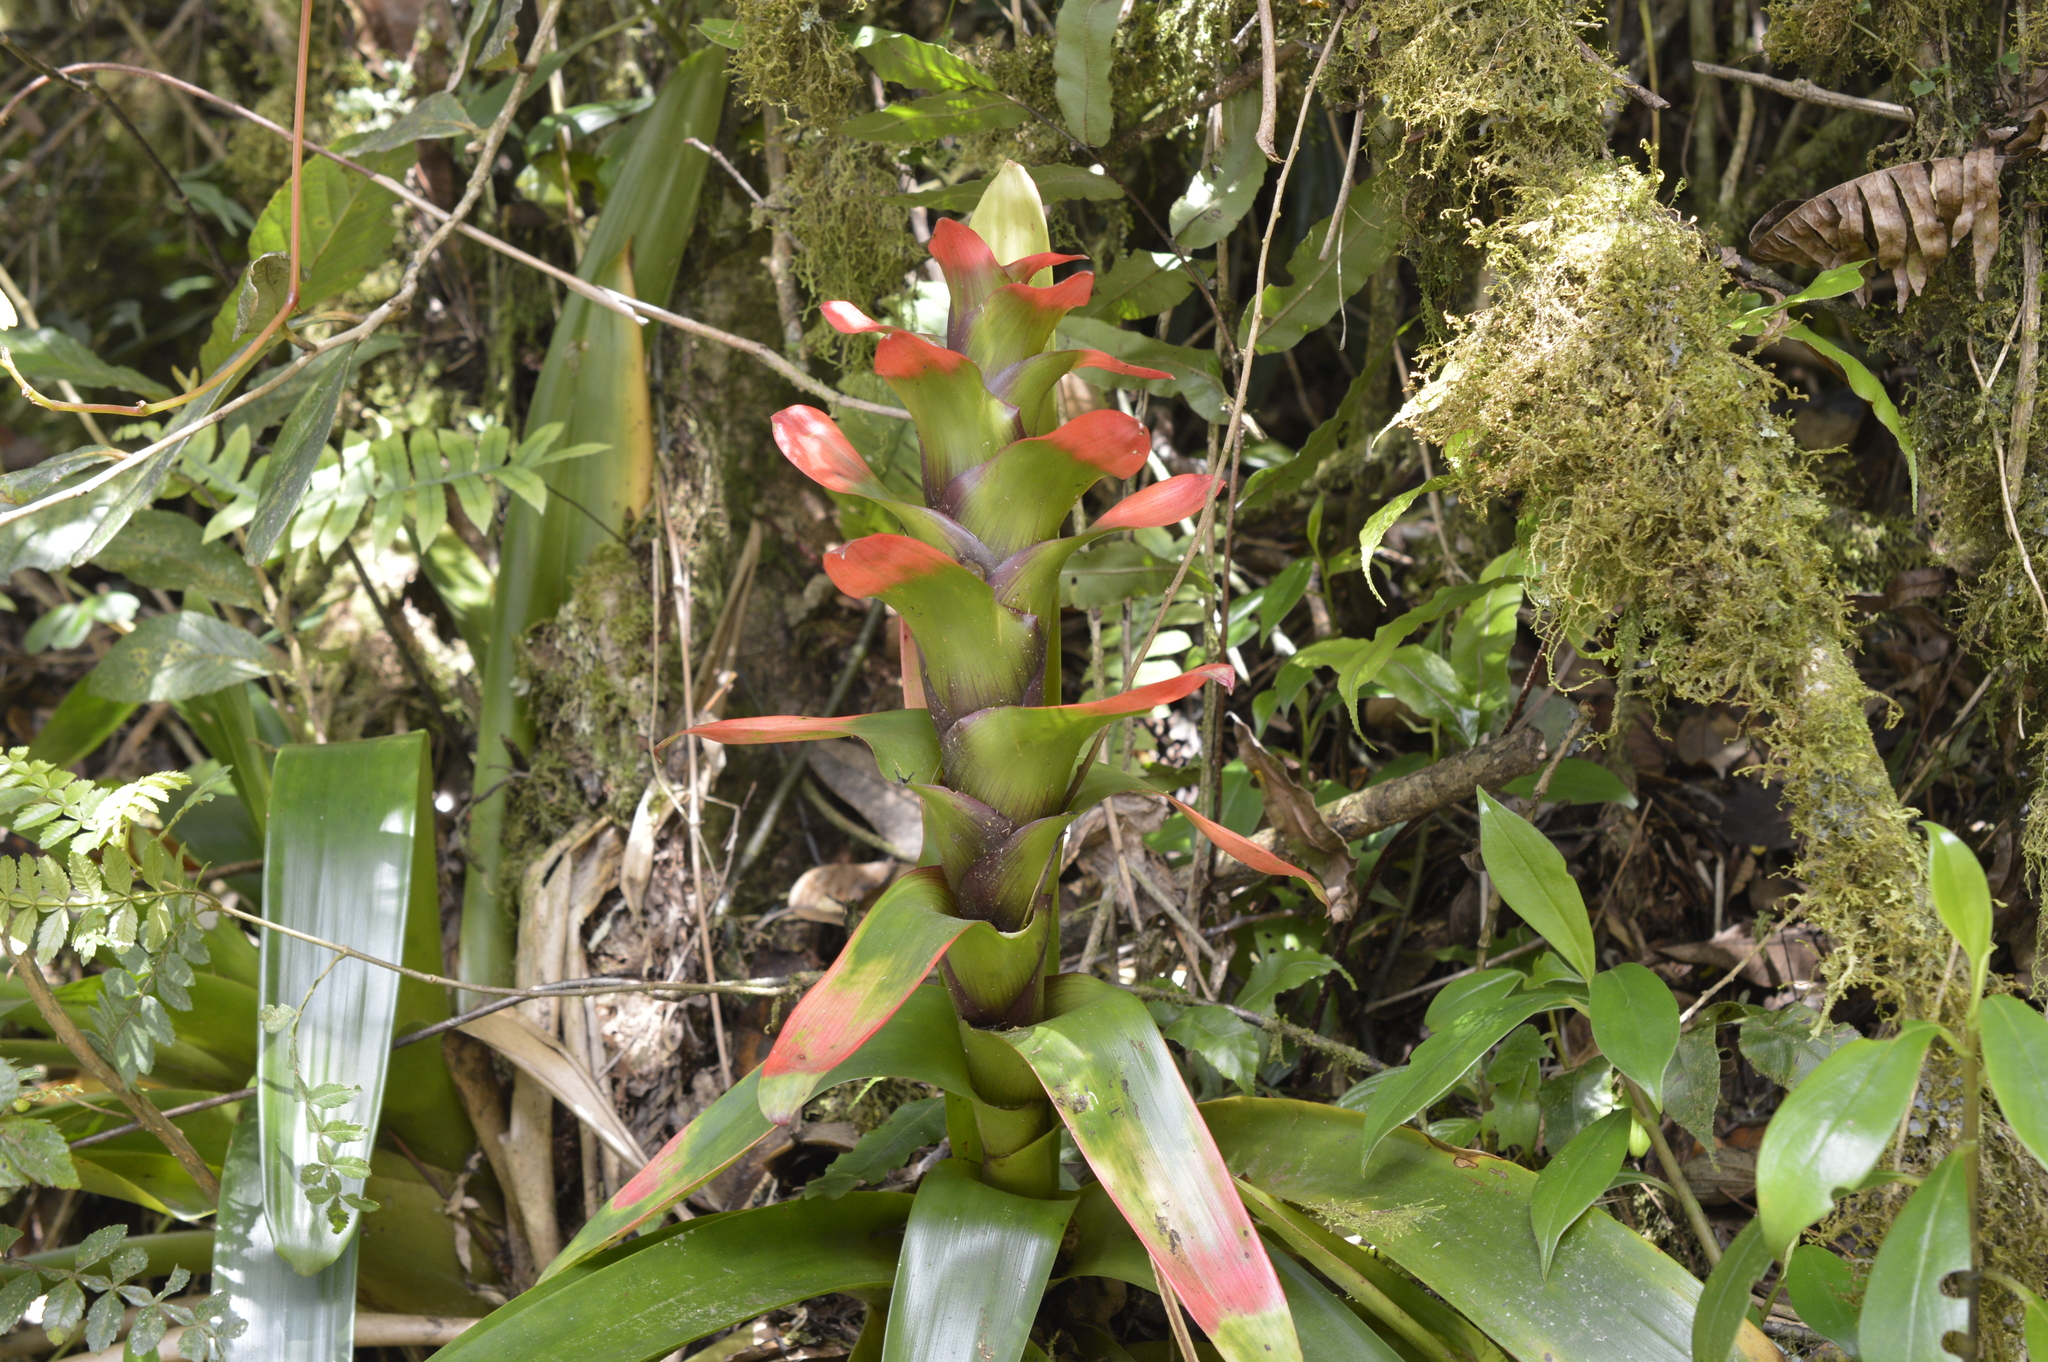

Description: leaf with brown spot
[1749,154,2006,305]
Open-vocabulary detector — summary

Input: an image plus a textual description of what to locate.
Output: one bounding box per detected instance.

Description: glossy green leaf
[1861,1143,1972,1362]
[1476,789,1597,982]
[548,986,974,1276]
[882,1160,1074,1362]
[87,612,277,703]
[1691,1217,1773,1362]
[1207,1098,1779,1362]
[1164,1005,1262,1092]
[1737,1003,1857,1089]
[216,1117,357,1361]
[1540,1058,1619,1155]
[1755,1024,1940,1257]
[1005,976,1301,1362]
[437,1195,910,1362]
[2007,1278,2048,1362]
[1590,964,1681,1111]
[804,1095,948,1200]
[1356,476,1455,603]
[1977,994,2048,1172]
[244,342,354,563]
[0,326,170,398]
[1785,323,1917,504]
[1170,89,1264,251]
[261,732,438,1273]
[844,88,1030,143]
[23,680,134,768]
[1289,580,1496,733]
[1236,949,1346,1015]
[1266,1246,1407,1362]
[1242,174,1400,354]
[1052,0,1118,144]
[1056,315,1231,420]
[1379,645,1480,745]
[854,27,993,89]
[1923,821,1991,991]
[1530,1109,1632,1280]
[1359,983,1576,1168]
[1076,250,1198,322]
[1783,1246,1862,1357]
[91,509,263,607]
[1502,758,1638,807]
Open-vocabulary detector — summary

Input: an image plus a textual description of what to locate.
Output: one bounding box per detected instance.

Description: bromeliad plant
[431,165,1761,1362]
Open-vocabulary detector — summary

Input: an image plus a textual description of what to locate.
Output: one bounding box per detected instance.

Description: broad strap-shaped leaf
[1529,1109,1632,1280]
[443,1195,912,1362]
[1166,794,1329,905]
[217,1117,358,1361]
[1004,976,1301,1362]
[771,406,993,567]
[825,534,1041,723]
[1476,789,1596,982]
[1979,994,2048,1171]
[956,811,1075,929]
[548,986,973,1276]
[1206,1098,1780,1362]
[988,347,1172,436]
[1860,1144,1972,1362]
[945,408,1149,557]
[880,1160,1074,1362]
[261,732,436,1273]
[1692,1218,1775,1362]
[1755,1023,1941,1257]
[963,273,1095,379]
[683,707,942,785]
[1360,982,1578,1169]
[760,868,986,1121]
[1266,1245,1409,1362]
[1588,964,1680,1111]
[943,663,1234,822]
[872,330,1019,489]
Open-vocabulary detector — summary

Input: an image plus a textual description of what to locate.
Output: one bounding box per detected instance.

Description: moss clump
[508,540,662,855]
[785,135,922,320]
[1402,163,1935,1010]
[730,0,865,116]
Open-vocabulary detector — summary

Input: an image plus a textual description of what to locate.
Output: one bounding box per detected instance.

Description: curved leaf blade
[1861,1144,1972,1362]
[88,612,277,704]
[1755,1024,1940,1257]
[1051,0,1119,145]
[1476,789,1596,982]
[881,1160,1074,1362]
[1589,964,1681,1111]
[1923,821,1991,987]
[1004,977,1301,1362]
[1979,994,2048,1172]
[1530,1109,1632,1280]
[684,707,942,786]
[217,1118,354,1361]
[1692,1218,1774,1362]
[1783,1247,1862,1356]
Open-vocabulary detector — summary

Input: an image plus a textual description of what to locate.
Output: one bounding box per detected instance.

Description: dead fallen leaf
[1231,715,1354,920]
[787,860,898,924]
[1681,1146,1756,1205]
[1749,149,2004,306]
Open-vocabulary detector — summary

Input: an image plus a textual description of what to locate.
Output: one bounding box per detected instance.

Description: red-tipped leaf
[681,707,943,784]
[966,273,1096,377]
[772,406,882,493]
[870,332,1017,490]
[821,300,899,335]
[1005,976,1302,1362]
[987,348,1174,436]
[1166,794,1328,905]
[1094,473,1218,530]
[945,408,1151,556]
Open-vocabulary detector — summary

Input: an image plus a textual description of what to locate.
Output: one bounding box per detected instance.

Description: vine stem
[5,949,219,1198]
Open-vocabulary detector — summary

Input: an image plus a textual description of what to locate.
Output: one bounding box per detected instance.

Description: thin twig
[1621,1074,1722,1267]
[1361,938,1545,1014]
[1678,927,1782,1024]
[1690,60,1912,121]
[7,951,218,1197]
[1128,984,1383,1073]
[1576,35,1670,108]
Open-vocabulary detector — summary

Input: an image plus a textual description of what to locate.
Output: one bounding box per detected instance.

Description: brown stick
[1576,36,1670,109]
[1200,726,1547,894]
[1690,60,1912,122]
[7,952,219,1198]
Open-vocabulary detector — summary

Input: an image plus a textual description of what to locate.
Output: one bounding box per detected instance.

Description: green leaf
[1787,260,1872,305]
[1784,323,1917,505]
[24,680,135,768]
[1539,1058,1618,1154]
[1662,1026,1721,1155]
[1737,1003,1857,1089]
[1356,475,1456,603]
[1075,251,1198,322]
[1482,1023,1546,1153]
[260,733,439,1273]
[1754,1024,1940,1257]
[1057,315,1230,420]
[881,1160,1073,1362]
[437,1195,911,1362]
[1530,1109,1631,1279]
[1590,964,1680,1111]
[1691,1217,1774,1362]
[91,509,263,608]
[87,612,276,703]
[215,1118,348,1356]
[1378,645,1479,745]
[1502,758,1638,807]
[1783,1247,1862,1357]
[1236,949,1350,1017]
[1861,1144,1972,1362]
[803,1095,948,1199]
[344,92,480,153]
[0,327,170,399]
[0,1112,79,1191]
[197,150,412,375]
[1476,789,1597,982]
[1005,977,1302,1362]
[1265,1248,1407,1362]
[1052,0,1119,145]
[853,27,992,90]
[1208,1099,1769,1362]
[1978,995,2048,1173]
[1241,173,1401,354]
[1164,1004,1262,1092]
[245,342,354,563]
[1289,580,1497,735]
[843,89,1029,144]
[1358,982,1576,1168]
[1922,821,1991,990]
[228,252,294,351]
[1169,89,1264,251]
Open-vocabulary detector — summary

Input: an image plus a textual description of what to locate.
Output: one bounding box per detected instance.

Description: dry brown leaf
[1230,715,1354,920]
[786,859,898,924]
[1749,152,2006,305]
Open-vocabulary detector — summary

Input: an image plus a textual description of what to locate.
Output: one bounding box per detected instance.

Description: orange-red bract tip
[1000,249,1086,282]
[772,406,875,493]
[825,533,958,601]
[1069,662,1234,720]
[821,300,892,335]
[1043,407,1150,479]
[1069,348,1174,382]
[995,271,1093,315]
[681,714,855,744]
[874,329,973,380]
[1093,474,1218,531]
[1168,794,1329,904]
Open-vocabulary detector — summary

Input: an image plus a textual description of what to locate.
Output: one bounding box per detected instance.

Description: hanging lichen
[1401,163,1937,1010]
